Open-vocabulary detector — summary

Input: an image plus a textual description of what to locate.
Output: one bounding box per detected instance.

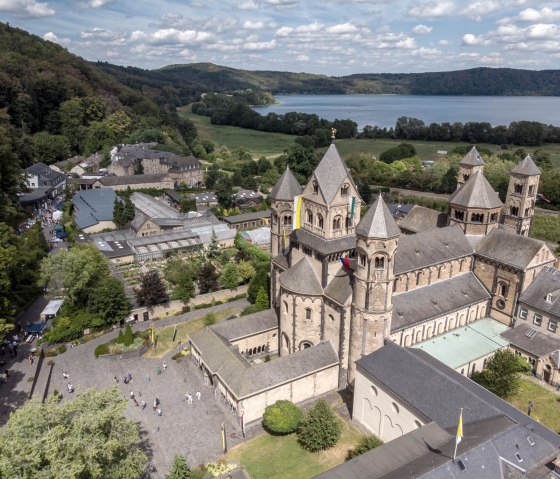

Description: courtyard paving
[0,298,250,478]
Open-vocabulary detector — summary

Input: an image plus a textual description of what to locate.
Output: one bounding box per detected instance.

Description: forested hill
[101,62,560,97]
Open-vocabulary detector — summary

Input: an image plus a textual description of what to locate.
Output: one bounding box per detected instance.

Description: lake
[253,95,560,129]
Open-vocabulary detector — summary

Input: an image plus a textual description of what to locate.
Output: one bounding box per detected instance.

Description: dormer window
[313,181,319,194]
[546,294,552,303]
[341,184,349,196]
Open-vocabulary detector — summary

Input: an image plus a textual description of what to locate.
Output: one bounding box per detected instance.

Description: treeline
[192,93,358,147]
[360,116,560,146]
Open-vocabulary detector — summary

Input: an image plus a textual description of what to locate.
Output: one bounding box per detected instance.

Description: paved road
[0,299,250,478]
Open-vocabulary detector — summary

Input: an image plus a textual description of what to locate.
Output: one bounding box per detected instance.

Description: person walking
[153,399,157,412]
[196,390,201,401]
[187,393,193,404]
[28,354,34,365]
[130,391,135,400]
[157,407,162,416]
[162,361,167,371]
[141,399,146,410]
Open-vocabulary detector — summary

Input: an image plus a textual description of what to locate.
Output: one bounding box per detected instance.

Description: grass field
[179,106,560,167]
[226,416,364,479]
[142,308,235,359]
[509,378,560,433]
[180,107,294,159]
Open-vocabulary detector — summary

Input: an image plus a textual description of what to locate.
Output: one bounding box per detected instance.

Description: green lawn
[530,215,560,246]
[226,416,364,479]
[509,379,560,433]
[142,308,235,358]
[179,107,294,159]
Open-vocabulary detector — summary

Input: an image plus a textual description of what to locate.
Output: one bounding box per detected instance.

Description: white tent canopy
[52,210,63,221]
[40,299,64,319]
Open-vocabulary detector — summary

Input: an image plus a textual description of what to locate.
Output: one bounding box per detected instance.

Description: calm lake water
[253,95,560,129]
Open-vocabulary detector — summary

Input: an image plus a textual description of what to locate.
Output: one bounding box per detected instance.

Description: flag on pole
[348,196,356,220]
[283,228,287,249]
[456,410,463,445]
[537,193,551,203]
[340,257,353,271]
[293,196,302,230]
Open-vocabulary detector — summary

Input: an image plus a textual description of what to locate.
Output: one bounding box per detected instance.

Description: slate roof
[394,225,472,274]
[98,174,170,186]
[279,256,323,295]
[449,171,503,209]
[18,187,52,204]
[356,195,401,239]
[511,155,541,177]
[356,341,560,446]
[324,267,353,305]
[72,189,117,229]
[270,166,302,201]
[291,228,356,255]
[211,309,278,342]
[518,267,560,318]
[399,206,448,233]
[272,251,289,270]
[501,324,560,357]
[26,162,53,176]
[221,210,271,224]
[391,273,490,332]
[190,327,338,399]
[313,143,357,204]
[460,146,485,166]
[475,228,546,270]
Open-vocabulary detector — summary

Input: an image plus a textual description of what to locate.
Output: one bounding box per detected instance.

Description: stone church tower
[456,146,485,190]
[502,155,541,236]
[347,196,400,385]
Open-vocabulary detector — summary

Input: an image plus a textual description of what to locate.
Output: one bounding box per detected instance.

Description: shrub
[240,304,265,316]
[298,399,342,452]
[263,400,303,434]
[94,343,110,357]
[203,313,216,326]
[116,329,124,344]
[347,435,383,460]
[58,345,67,355]
[123,324,134,346]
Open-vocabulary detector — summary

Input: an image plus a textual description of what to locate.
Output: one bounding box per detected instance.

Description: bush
[298,399,342,452]
[94,343,110,357]
[347,435,383,460]
[58,345,67,355]
[123,324,134,346]
[240,304,265,316]
[116,329,124,344]
[203,313,216,326]
[263,400,303,434]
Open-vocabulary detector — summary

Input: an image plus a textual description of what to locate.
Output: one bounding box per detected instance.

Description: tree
[263,400,303,434]
[206,230,220,260]
[471,349,530,399]
[247,269,269,304]
[197,262,219,294]
[123,324,134,346]
[113,197,126,228]
[298,399,342,452]
[136,270,169,306]
[238,261,256,283]
[180,197,197,213]
[167,454,190,479]
[255,287,269,310]
[205,162,222,189]
[0,387,146,478]
[124,194,136,222]
[88,277,129,325]
[221,263,240,290]
[347,435,383,460]
[215,176,234,209]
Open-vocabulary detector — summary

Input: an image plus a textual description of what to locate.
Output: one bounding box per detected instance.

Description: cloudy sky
[2,0,560,74]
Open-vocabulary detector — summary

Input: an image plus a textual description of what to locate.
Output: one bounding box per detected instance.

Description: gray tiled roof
[324,267,353,305]
[98,174,170,186]
[26,162,52,176]
[460,146,485,166]
[399,206,448,233]
[356,195,401,239]
[221,210,270,224]
[211,309,278,342]
[511,155,541,177]
[518,266,560,318]
[272,251,289,270]
[475,228,545,270]
[356,341,560,447]
[291,228,356,255]
[501,324,560,357]
[394,225,473,274]
[269,167,302,201]
[72,189,117,229]
[280,256,323,295]
[392,273,490,332]
[313,144,357,204]
[449,171,503,209]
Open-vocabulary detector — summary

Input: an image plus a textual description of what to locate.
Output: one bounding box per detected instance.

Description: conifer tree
[166,454,190,479]
[255,287,269,310]
[298,399,342,452]
[113,198,126,228]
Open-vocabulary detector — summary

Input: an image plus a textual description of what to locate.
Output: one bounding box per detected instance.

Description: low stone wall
[97,342,151,360]
[129,285,248,322]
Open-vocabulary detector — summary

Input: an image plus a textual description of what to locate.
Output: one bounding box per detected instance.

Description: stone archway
[299,340,313,350]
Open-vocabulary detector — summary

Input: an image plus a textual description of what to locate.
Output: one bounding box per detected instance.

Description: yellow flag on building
[456,410,463,445]
[293,196,302,230]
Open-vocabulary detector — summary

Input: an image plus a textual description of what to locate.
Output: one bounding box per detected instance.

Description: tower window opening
[454,210,464,221]
[345,216,352,229]
[312,181,319,194]
[514,183,523,194]
[374,257,385,269]
[341,184,349,196]
[306,210,313,224]
[317,213,324,229]
[471,213,484,223]
[510,206,519,216]
[283,215,292,225]
[463,174,469,182]
[490,212,498,222]
[333,216,341,230]
[528,185,535,196]
[524,208,530,216]
[305,308,312,320]
[359,253,366,267]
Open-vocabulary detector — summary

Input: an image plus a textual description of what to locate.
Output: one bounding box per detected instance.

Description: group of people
[1,337,19,358]
[184,391,201,404]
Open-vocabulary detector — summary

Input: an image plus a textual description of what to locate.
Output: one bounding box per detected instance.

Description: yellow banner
[293,196,302,230]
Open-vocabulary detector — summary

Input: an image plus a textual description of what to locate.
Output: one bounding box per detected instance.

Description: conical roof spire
[449,171,502,209]
[270,165,302,201]
[511,154,541,176]
[356,195,400,239]
[313,143,357,204]
[460,146,485,166]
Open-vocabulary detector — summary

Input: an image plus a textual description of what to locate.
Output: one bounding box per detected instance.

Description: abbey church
[189,140,558,427]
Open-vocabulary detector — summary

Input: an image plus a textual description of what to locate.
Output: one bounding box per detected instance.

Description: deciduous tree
[136,270,169,306]
[298,399,342,452]
[263,400,303,434]
[88,276,129,325]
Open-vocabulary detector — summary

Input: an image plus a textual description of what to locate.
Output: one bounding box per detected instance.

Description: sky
[1,0,560,74]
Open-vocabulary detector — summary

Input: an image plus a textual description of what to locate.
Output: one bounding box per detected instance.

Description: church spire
[356,195,400,239]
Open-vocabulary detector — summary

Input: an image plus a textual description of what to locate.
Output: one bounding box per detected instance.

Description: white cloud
[238,0,258,9]
[438,39,450,45]
[325,23,359,34]
[407,1,455,18]
[243,39,277,50]
[265,0,298,7]
[80,27,127,44]
[43,31,70,44]
[462,0,502,20]
[297,54,309,61]
[85,0,112,7]
[412,24,432,34]
[461,33,490,45]
[517,7,560,22]
[243,20,265,29]
[0,0,55,17]
[149,28,214,46]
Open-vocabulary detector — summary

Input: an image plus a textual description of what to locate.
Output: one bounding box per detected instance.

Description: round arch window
[496,299,506,310]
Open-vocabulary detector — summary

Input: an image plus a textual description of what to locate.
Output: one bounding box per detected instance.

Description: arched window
[333,216,341,230]
[514,183,523,194]
[305,308,312,320]
[341,184,349,196]
[471,213,484,223]
[374,257,385,269]
[490,212,498,222]
[498,283,507,297]
[329,314,335,322]
[306,210,313,224]
[345,216,352,228]
[359,253,366,267]
[524,208,530,216]
[283,215,292,225]
[510,206,519,216]
[283,301,289,314]
[463,174,469,182]
[317,213,324,229]
[312,181,319,194]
